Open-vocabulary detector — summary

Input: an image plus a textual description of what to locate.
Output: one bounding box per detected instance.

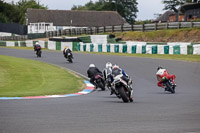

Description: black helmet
[157,66,163,71]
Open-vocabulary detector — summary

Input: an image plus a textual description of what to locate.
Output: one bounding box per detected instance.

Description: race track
[0,47,200,133]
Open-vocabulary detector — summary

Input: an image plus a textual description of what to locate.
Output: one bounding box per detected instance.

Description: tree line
[0,0,47,24]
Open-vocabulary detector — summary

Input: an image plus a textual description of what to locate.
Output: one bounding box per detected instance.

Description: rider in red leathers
[156,66,176,90]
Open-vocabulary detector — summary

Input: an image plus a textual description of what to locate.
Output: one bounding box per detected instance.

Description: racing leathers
[111,67,132,85]
[156,68,176,88]
[87,67,103,86]
[63,48,73,59]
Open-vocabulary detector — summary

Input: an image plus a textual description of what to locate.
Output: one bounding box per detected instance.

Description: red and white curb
[0,80,95,100]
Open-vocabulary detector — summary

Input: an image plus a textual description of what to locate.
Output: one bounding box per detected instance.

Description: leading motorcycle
[111,74,133,103]
[65,52,73,63]
[94,74,105,91]
[36,47,42,57]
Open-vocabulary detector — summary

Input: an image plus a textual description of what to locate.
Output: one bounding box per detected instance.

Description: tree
[162,0,185,21]
[71,0,138,24]
[16,0,47,24]
[0,0,47,24]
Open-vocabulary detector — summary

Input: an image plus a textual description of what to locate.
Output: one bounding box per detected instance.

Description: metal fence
[0,22,200,40]
[45,22,200,37]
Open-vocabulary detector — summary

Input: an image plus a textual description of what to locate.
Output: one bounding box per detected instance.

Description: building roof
[154,10,175,22]
[180,3,200,13]
[26,9,126,27]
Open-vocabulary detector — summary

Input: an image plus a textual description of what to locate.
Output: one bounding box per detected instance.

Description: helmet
[106,62,112,69]
[35,42,39,45]
[65,46,68,49]
[113,64,119,69]
[89,64,95,68]
[157,66,163,71]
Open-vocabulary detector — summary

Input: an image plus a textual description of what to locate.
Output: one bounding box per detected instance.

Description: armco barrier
[1,41,200,55]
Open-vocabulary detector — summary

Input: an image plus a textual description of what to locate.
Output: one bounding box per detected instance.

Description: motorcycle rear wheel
[98,82,105,91]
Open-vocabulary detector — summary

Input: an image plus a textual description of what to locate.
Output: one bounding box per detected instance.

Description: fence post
[142,24,144,32]
[112,25,114,33]
[131,24,134,31]
[155,23,157,31]
[166,22,168,29]
[121,25,123,32]
[178,22,180,29]
[191,22,193,28]
[103,26,106,33]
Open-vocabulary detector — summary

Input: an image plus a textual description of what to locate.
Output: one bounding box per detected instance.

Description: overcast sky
[5,0,165,20]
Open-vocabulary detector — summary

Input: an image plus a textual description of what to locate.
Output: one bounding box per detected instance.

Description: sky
[5,0,165,20]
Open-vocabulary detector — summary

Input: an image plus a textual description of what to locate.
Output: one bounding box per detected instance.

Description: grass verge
[0,55,85,97]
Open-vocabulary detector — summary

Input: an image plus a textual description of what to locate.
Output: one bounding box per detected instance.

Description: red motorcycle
[156,69,176,94]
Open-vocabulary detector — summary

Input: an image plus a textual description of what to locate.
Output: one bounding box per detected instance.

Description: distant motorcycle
[65,52,73,63]
[111,74,133,103]
[161,77,175,93]
[36,47,42,57]
[94,74,105,91]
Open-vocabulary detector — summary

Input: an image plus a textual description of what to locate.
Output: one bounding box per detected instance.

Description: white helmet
[106,62,112,69]
[89,64,95,68]
[113,64,119,69]
[35,42,39,45]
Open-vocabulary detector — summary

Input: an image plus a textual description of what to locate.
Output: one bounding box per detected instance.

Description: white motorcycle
[111,74,133,103]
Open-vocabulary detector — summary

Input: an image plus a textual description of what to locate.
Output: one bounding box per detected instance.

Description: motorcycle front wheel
[118,86,129,103]
[165,81,175,94]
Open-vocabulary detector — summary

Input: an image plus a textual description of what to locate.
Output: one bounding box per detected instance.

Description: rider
[63,46,73,59]
[111,64,132,85]
[103,62,114,94]
[156,66,176,91]
[34,42,41,53]
[111,64,133,101]
[87,64,103,87]
[103,62,113,81]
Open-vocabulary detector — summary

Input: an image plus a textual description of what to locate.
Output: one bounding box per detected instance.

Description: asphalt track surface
[0,47,200,133]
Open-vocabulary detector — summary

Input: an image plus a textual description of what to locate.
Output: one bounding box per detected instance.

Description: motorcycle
[36,47,42,57]
[65,52,73,63]
[161,77,175,94]
[94,74,105,91]
[111,74,133,103]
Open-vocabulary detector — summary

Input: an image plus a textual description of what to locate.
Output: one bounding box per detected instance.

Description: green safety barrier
[164,45,169,54]
[45,41,48,49]
[72,42,78,51]
[83,44,86,51]
[142,45,146,54]
[98,44,102,52]
[90,44,94,52]
[122,45,127,53]
[114,44,119,53]
[0,41,6,46]
[107,44,110,52]
[152,45,157,54]
[77,43,80,51]
[56,41,61,50]
[173,45,180,54]
[78,36,91,43]
[187,45,193,55]
[132,45,136,54]
[20,41,26,47]
[15,41,18,47]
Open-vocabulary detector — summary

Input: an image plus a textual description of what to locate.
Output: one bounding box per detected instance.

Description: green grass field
[0,55,85,97]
